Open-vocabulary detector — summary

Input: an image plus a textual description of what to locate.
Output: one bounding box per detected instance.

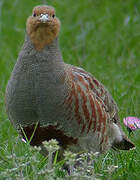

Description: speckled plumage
[5,5,134,156]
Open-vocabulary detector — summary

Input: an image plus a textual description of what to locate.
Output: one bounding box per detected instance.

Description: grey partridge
[5,5,135,155]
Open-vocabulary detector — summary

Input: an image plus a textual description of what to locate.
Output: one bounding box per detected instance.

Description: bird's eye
[33,13,37,17]
[52,14,55,18]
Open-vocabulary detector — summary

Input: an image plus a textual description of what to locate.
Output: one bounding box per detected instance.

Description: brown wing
[63,64,117,147]
[64,64,135,151]
[68,64,119,122]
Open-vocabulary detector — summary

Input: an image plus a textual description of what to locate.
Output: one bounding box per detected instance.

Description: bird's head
[26,5,60,50]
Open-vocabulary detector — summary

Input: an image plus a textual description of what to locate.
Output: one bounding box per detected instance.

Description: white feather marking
[111,123,123,143]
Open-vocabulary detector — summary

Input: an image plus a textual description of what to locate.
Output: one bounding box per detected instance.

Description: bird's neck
[18,34,64,70]
[13,34,66,88]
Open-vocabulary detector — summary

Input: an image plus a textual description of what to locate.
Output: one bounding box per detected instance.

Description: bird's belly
[35,86,81,138]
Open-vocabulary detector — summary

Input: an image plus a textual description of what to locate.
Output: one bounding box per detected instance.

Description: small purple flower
[123,116,140,131]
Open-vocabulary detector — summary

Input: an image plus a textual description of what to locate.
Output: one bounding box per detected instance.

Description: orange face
[26,5,61,50]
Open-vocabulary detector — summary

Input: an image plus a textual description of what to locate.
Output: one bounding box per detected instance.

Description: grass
[0,0,140,179]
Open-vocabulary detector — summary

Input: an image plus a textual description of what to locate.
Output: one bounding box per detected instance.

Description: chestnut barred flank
[5,5,135,158]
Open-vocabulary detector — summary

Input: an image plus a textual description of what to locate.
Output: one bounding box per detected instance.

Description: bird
[5,5,135,157]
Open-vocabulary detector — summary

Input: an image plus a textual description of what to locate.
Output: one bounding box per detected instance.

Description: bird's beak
[39,14,49,23]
